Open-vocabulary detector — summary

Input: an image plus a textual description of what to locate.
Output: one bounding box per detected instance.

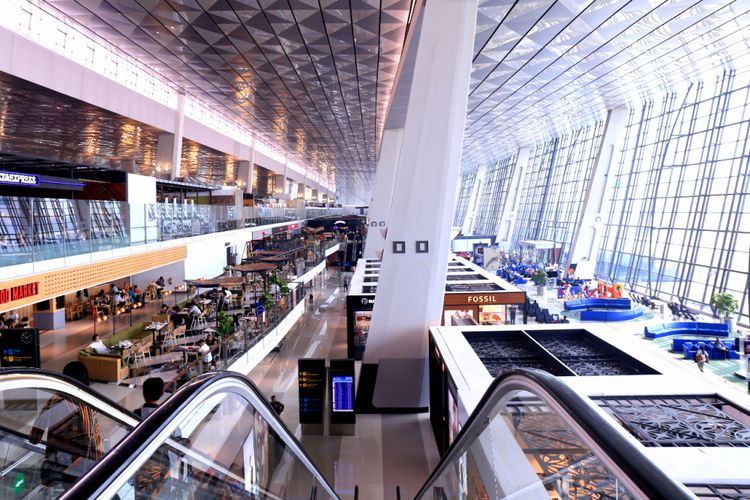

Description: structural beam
[496,147,530,251]
[360,0,478,411]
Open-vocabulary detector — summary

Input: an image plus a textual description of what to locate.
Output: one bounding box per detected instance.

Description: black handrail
[61,371,338,499]
[414,368,693,500]
[0,367,138,421]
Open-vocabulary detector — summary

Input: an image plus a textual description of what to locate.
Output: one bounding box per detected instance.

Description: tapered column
[462,165,485,235]
[155,93,186,179]
[364,128,404,259]
[496,147,530,250]
[360,0,478,411]
[565,107,628,273]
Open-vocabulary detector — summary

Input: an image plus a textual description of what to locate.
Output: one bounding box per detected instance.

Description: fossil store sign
[0,282,39,305]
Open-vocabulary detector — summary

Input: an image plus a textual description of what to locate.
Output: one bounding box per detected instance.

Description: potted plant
[532,269,548,296]
[260,291,273,310]
[710,292,739,332]
[216,311,235,337]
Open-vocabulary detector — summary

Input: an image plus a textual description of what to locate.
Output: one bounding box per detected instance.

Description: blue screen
[332,375,354,412]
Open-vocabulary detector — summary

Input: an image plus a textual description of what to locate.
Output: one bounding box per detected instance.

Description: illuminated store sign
[467,295,498,304]
[0,282,40,305]
[0,171,38,186]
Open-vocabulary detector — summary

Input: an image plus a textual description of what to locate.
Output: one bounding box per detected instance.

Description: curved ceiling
[40,0,413,200]
[464,0,750,169]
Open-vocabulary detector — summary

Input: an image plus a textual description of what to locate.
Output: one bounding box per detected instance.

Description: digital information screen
[298,358,326,424]
[0,329,40,368]
[332,375,354,412]
[329,359,356,425]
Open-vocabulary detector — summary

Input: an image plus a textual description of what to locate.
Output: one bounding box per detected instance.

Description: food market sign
[0,282,39,305]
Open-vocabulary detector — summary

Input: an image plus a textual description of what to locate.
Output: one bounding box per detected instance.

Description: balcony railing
[0,196,356,269]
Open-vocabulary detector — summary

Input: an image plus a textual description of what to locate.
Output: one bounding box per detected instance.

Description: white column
[361,0,478,410]
[496,147,530,251]
[462,165,486,235]
[565,107,628,273]
[237,141,255,194]
[154,93,186,179]
[364,128,404,259]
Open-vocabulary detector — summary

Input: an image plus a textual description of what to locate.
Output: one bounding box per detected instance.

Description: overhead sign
[0,171,38,186]
[0,282,39,305]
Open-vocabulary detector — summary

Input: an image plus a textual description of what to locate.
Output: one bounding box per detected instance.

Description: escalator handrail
[62,371,339,499]
[0,368,139,427]
[415,368,693,500]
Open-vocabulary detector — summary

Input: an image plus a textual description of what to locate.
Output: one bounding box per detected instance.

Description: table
[145,321,168,355]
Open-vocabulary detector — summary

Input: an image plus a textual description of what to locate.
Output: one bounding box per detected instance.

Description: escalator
[415,369,693,499]
[0,368,693,499]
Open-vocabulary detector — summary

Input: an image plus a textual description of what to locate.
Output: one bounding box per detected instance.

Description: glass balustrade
[0,196,355,269]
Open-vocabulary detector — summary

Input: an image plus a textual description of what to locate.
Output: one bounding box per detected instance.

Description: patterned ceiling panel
[464,0,750,169]
[40,0,412,198]
[0,71,161,172]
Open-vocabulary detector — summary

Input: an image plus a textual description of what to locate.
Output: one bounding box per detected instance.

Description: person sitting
[8,310,19,323]
[160,304,170,315]
[18,317,29,328]
[189,302,201,317]
[712,338,729,360]
[128,287,137,303]
[110,283,119,295]
[133,285,143,304]
[134,377,164,418]
[89,334,109,354]
[155,276,165,298]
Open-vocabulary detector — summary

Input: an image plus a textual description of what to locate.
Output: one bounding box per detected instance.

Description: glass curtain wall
[597,71,750,326]
[453,170,477,228]
[512,121,604,264]
[473,154,517,236]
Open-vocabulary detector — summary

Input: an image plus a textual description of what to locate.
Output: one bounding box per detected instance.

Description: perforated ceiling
[39,0,413,200]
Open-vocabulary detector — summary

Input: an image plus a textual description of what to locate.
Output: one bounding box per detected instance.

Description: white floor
[249,273,440,499]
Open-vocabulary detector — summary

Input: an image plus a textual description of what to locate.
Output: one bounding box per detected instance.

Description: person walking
[695,346,709,372]
[270,395,284,416]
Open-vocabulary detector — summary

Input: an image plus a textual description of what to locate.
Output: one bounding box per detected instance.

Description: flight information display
[332,375,354,412]
[329,359,356,425]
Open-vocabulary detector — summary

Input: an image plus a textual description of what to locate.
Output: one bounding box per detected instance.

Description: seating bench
[681,341,739,360]
[564,298,632,311]
[581,309,643,321]
[644,321,729,339]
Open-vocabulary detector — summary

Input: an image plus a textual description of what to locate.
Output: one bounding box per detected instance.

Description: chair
[192,314,208,330]
[130,346,151,368]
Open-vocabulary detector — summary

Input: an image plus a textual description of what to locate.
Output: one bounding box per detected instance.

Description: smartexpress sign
[0,171,39,186]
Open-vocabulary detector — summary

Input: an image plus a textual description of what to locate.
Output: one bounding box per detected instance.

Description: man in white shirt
[89,334,109,354]
[199,340,212,367]
[7,310,19,322]
[189,303,201,316]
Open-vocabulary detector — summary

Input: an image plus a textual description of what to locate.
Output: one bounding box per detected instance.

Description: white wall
[130,261,185,290]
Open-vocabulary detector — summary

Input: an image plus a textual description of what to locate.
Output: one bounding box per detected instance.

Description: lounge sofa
[681,340,739,360]
[564,298,632,311]
[581,309,643,321]
[77,352,130,383]
[644,321,729,339]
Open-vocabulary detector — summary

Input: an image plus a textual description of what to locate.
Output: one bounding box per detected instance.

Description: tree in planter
[710,292,738,318]
[216,311,235,337]
[259,291,273,310]
[531,269,548,287]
